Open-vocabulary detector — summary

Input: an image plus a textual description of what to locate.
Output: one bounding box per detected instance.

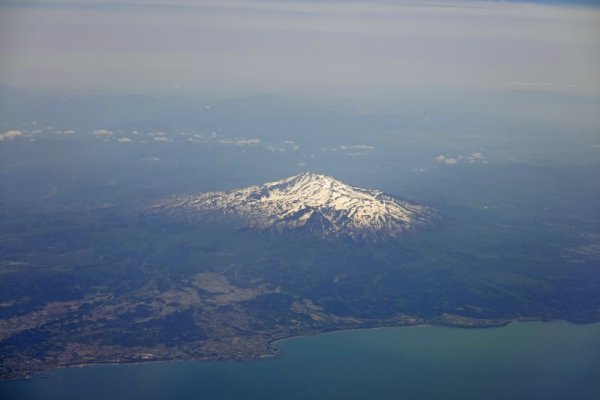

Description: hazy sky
[1,0,599,96]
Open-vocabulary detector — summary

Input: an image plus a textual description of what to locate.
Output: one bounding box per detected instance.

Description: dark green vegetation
[1,90,599,380]
[1,147,599,379]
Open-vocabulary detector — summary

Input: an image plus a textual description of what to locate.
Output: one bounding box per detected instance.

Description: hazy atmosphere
[1,0,599,97]
[1,1,599,399]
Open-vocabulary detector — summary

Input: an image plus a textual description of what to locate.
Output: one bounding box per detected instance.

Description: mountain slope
[152,173,435,240]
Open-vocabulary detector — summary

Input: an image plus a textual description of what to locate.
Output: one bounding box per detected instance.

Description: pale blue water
[1,321,599,400]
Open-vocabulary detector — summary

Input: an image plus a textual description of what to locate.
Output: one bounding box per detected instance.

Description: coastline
[3,319,600,400]
[2,316,597,382]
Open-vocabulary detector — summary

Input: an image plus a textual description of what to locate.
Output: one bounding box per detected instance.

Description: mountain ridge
[151,172,435,241]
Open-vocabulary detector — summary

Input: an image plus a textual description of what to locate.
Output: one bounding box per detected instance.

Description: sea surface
[1,321,599,400]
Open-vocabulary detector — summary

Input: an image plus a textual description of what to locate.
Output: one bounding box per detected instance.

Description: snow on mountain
[151,172,435,241]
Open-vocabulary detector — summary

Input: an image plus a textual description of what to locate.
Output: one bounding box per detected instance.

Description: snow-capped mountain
[151,173,435,241]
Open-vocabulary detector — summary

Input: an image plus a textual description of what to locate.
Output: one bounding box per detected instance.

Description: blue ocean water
[1,321,599,400]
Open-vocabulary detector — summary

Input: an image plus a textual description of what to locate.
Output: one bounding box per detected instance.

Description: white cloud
[92,129,113,136]
[436,152,486,165]
[340,144,374,150]
[237,138,261,145]
[283,140,300,150]
[219,138,261,146]
[0,130,23,140]
[61,130,76,135]
[436,155,458,165]
[186,133,207,144]
[318,144,375,153]
[266,145,286,152]
[153,136,171,142]
[466,152,487,164]
[117,137,133,143]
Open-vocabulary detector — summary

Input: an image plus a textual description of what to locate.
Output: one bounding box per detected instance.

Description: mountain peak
[279,172,340,187]
[153,174,435,241]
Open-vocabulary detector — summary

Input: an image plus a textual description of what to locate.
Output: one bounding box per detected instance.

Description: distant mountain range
[152,173,435,241]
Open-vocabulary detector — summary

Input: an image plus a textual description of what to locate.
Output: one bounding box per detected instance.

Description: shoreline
[2,317,597,383]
